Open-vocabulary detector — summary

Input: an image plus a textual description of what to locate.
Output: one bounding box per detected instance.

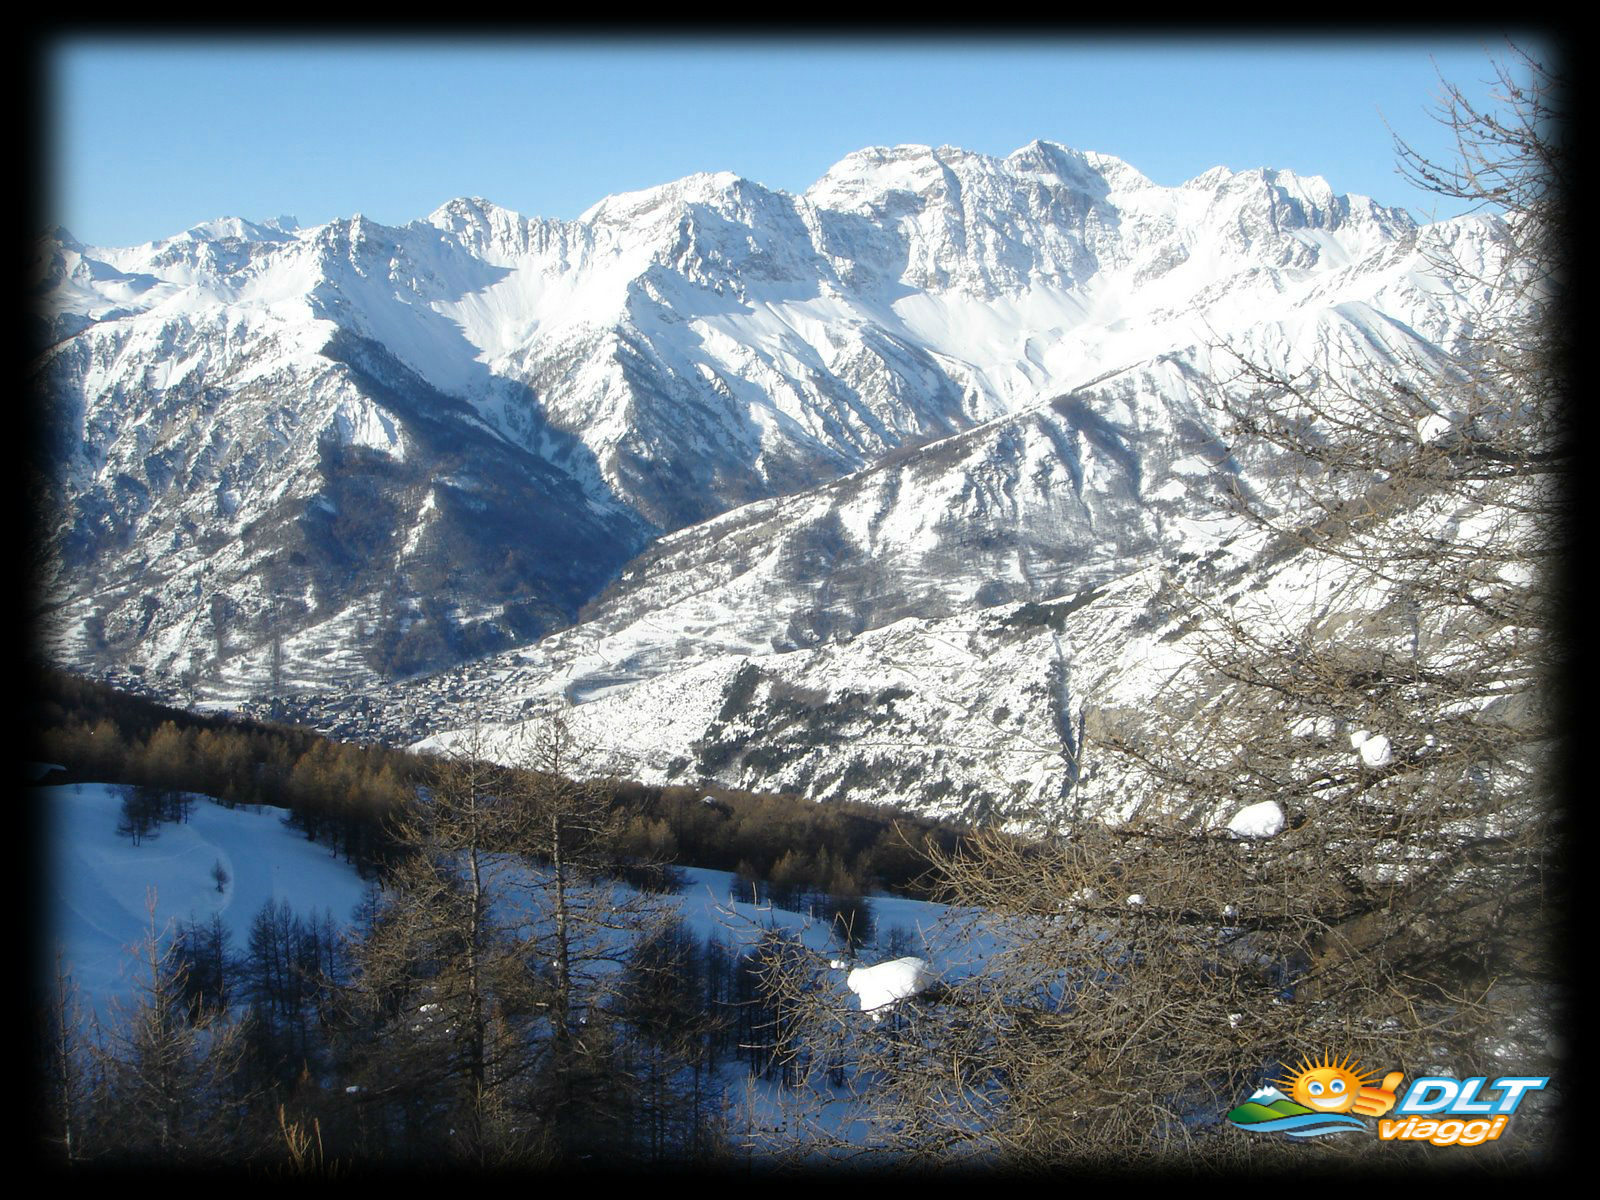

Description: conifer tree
[90,892,257,1164]
[504,716,674,1160]
[333,719,671,1164]
[334,731,536,1164]
[38,951,91,1164]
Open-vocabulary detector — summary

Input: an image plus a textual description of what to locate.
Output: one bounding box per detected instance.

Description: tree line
[29,665,980,903]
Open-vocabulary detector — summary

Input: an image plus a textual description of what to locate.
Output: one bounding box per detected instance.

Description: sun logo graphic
[1227,1052,1403,1139]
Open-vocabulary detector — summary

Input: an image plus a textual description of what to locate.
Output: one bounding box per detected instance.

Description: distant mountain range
[32,140,1513,827]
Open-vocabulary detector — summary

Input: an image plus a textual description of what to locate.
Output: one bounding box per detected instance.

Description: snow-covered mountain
[34,140,1510,824]
[392,521,1324,827]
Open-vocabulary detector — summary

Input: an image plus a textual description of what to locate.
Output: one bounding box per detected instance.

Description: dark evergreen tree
[172,913,234,1023]
[89,893,258,1164]
[115,784,163,846]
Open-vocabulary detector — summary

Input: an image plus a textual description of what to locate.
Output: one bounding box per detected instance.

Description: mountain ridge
[35,139,1504,798]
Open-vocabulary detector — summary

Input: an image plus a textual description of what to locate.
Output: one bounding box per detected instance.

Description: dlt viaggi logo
[1226,1051,1548,1147]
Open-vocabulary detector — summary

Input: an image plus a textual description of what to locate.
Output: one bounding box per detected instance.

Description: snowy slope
[40,782,371,1015]
[366,281,1457,731]
[39,780,977,1021]
[40,778,1009,1166]
[400,455,1524,834]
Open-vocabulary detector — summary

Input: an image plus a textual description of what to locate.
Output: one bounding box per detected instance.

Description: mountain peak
[809,140,1143,213]
[1184,165,1236,190]
[425,195,532,241]
[171,215,300,245]
[428,195,521,225]
[40,223,83,250]
[1005,140,1152,192]
[810,142,962,179]
[578,171,752,227]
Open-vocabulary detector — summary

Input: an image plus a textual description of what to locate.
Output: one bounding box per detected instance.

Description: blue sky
[45,35,1547,248]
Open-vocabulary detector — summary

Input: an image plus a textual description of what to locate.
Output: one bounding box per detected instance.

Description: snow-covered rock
[1226,801,1286,839]
[1416,408,1462,444]
[844,956,937,1016]
[1292,716,1337,740]
[1499,562,1534,587]
[1358,734,1394,769]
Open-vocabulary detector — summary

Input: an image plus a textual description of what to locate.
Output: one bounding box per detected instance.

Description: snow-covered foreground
[40,781,979,1019]
[41,782,371,1016]
[39,780,1040,1159]
[672,866,994,996]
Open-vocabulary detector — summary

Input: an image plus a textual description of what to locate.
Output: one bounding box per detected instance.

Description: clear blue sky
[44,35,1549,248]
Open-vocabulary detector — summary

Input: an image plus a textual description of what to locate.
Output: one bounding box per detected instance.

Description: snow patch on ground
[41,782,370,1015]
